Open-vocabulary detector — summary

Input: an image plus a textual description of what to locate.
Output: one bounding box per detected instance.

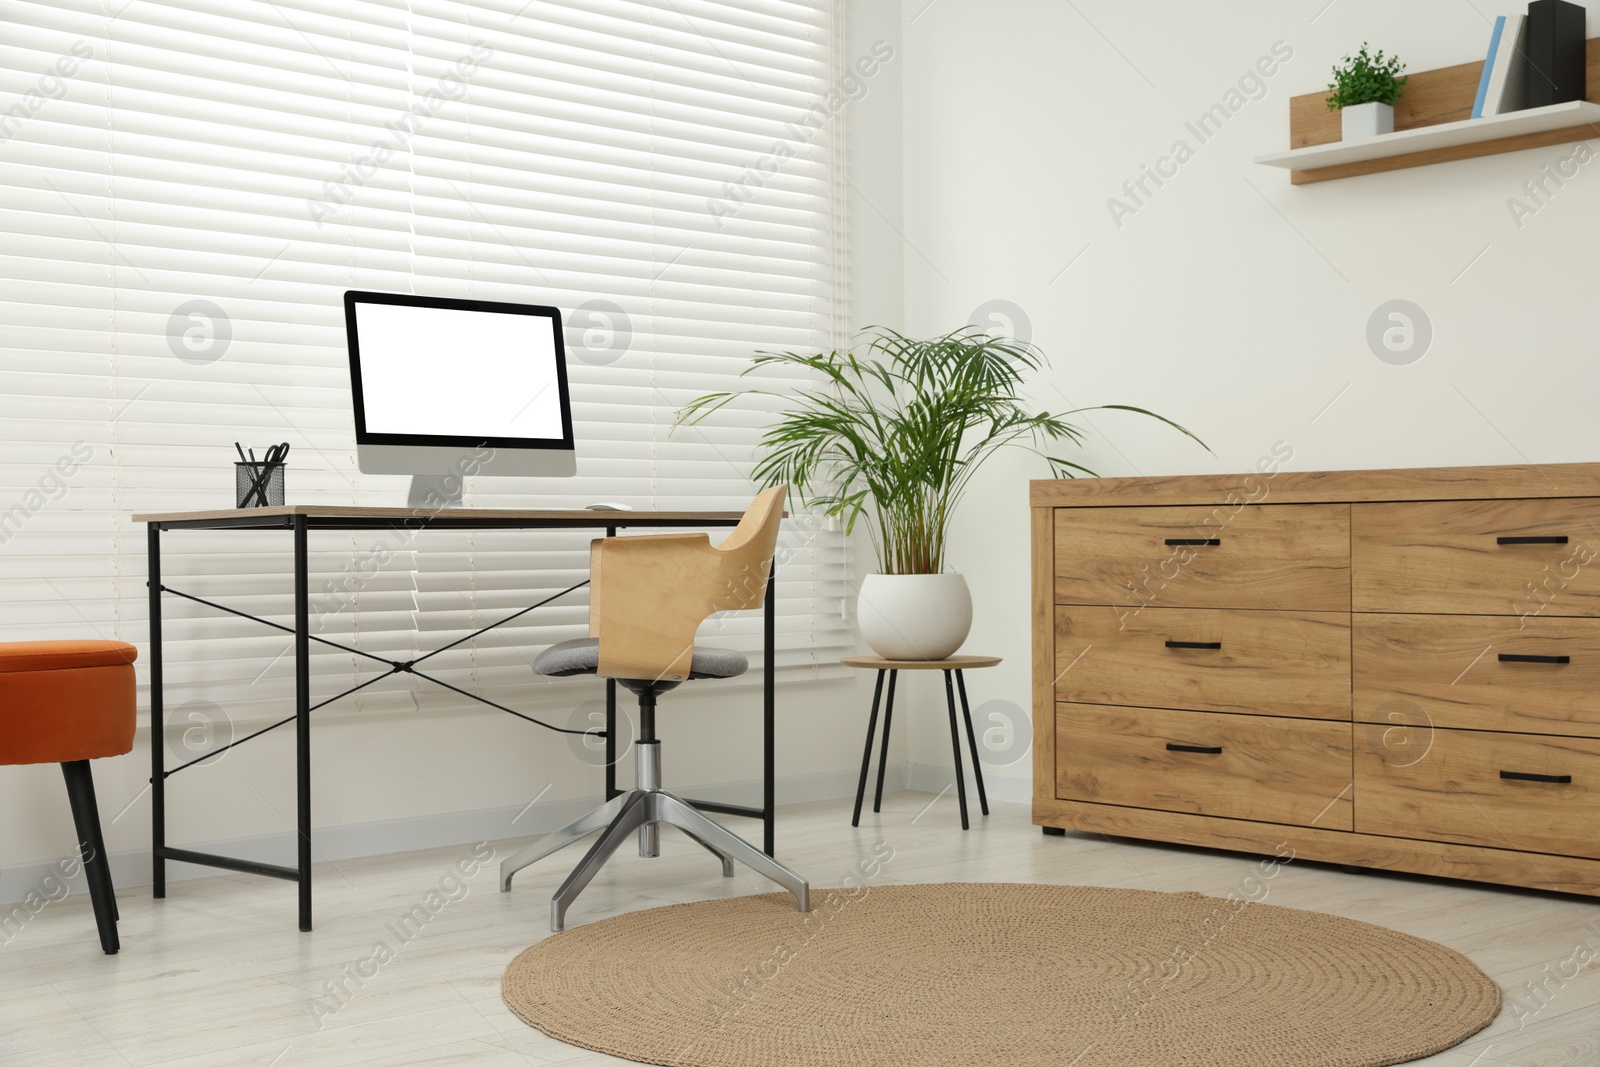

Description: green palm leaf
[675,326,1210,574]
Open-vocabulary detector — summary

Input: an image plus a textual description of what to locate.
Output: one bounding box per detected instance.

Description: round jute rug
[501,883,1501,1067]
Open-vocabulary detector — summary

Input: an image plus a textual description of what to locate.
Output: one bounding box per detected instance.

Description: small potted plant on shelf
[1326,43,1408,140]
[677,327,1208,661]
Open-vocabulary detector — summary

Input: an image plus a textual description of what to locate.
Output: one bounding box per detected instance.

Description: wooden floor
[3,792,1597,1066]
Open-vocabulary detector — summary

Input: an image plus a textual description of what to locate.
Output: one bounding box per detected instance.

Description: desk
[134,506,778,931]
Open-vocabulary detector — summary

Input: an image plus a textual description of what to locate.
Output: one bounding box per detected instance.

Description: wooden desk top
[134,505,749,529]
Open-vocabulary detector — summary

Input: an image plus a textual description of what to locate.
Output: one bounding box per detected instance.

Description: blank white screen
[353,302,565,439]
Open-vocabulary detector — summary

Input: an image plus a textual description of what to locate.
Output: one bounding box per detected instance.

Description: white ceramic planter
[1340,101,1394,140]
[857,573,973,661]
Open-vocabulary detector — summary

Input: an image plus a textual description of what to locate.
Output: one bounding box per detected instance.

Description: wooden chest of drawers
[1033,460,1600,896]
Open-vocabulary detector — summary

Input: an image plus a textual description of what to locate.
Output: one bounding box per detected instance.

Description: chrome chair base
[500,740,810,931]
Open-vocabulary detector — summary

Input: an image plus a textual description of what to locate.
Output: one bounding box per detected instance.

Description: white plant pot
[1340,101,1393,140]
[857,573,973,661]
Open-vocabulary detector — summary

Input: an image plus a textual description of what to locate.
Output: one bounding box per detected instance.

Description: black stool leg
[852,670,887,827]
[955,671,988,816]
[942,670,970,830]
[872,671,898,813]
[60,760,119,954]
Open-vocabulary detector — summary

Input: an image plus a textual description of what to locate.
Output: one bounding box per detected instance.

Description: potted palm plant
[677,326,1207,660]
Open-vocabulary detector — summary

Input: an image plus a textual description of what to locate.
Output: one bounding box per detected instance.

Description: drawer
[1354,613,1600,738]
[1055,606,1351,720]
[1353,498,1600,615]
[1057,703,1353,829]
[1355,724,1600,859]
[1053,503,1350,612]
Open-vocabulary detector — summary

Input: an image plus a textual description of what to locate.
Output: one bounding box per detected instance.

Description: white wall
[841,0,914,779]
[885,0,1600,783]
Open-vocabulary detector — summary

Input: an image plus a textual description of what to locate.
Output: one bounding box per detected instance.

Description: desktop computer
[343,291,577,507]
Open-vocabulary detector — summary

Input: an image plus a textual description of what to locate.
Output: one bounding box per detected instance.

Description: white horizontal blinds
[392,0,854,691]
[100,0,419,715]
[0,0,851,721]
[0,1,119,645]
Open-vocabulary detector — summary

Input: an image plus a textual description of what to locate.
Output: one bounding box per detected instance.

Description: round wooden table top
[841,654,1001,671]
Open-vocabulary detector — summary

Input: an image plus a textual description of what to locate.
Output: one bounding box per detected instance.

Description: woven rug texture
[501,882,1501,1067]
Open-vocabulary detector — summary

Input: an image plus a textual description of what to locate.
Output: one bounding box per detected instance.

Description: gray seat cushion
[534,637,747,681]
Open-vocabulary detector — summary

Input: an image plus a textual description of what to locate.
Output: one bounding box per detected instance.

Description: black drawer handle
[1165,640,1221,650]
[1164,538,1220,546]
[1167,743,1223,755]
[1500,770,1573,784]
[1498,653,1571,664]
[1497,535,1569,545]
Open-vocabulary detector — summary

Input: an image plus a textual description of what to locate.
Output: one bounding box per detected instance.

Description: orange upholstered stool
[0,640,138,954]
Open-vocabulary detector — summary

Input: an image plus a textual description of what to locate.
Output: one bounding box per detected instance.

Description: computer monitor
[344,291,576,507]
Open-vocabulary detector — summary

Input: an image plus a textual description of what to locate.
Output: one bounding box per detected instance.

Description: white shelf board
[1255,100,1600,170]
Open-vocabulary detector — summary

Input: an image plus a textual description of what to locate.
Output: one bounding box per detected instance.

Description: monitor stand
[407,475,464,509]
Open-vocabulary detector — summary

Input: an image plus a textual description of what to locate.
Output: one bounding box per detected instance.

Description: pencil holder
[235,462,285,508]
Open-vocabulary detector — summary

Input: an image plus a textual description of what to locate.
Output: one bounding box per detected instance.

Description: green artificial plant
[1325,43,1409,109]
[677,327,1208,575]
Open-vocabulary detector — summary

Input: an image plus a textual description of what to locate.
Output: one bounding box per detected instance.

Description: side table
[843,655,1001,830]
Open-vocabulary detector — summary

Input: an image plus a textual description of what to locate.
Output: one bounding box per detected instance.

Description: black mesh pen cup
[235,462,284,508]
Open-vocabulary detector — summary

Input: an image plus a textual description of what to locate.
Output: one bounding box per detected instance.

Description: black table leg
[943,670,970,830]
[604,523,619,802]
[604,678,619,800]
[955,670,988,816]
[872,670,897,813]
[293,515,312,932]
[147,524,165,901]
[851,670,886,826]
[762,561,775,857]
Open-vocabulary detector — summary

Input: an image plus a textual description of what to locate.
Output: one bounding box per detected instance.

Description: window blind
[0,0,854,728]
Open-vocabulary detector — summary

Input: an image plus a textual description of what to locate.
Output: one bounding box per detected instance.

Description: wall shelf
[1260,36,1600,183]
[1256,100,1600,182]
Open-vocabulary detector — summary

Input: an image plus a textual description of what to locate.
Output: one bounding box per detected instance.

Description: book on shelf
[1526,0,1588,108]
[1473,13,1529,118]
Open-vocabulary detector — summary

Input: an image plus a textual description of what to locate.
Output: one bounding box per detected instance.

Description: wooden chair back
[589,486,787,682]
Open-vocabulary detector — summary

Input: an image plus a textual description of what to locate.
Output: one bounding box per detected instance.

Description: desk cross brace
[149,578,599,782]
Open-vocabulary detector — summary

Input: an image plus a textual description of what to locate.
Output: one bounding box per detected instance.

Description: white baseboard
[1,764,938,905]
[905,762,1031,805]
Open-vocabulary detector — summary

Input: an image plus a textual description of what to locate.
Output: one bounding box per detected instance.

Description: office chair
[0,640,138,953]
[500,485,810,931]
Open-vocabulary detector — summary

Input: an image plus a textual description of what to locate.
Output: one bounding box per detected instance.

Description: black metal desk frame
[141,506,777,932]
